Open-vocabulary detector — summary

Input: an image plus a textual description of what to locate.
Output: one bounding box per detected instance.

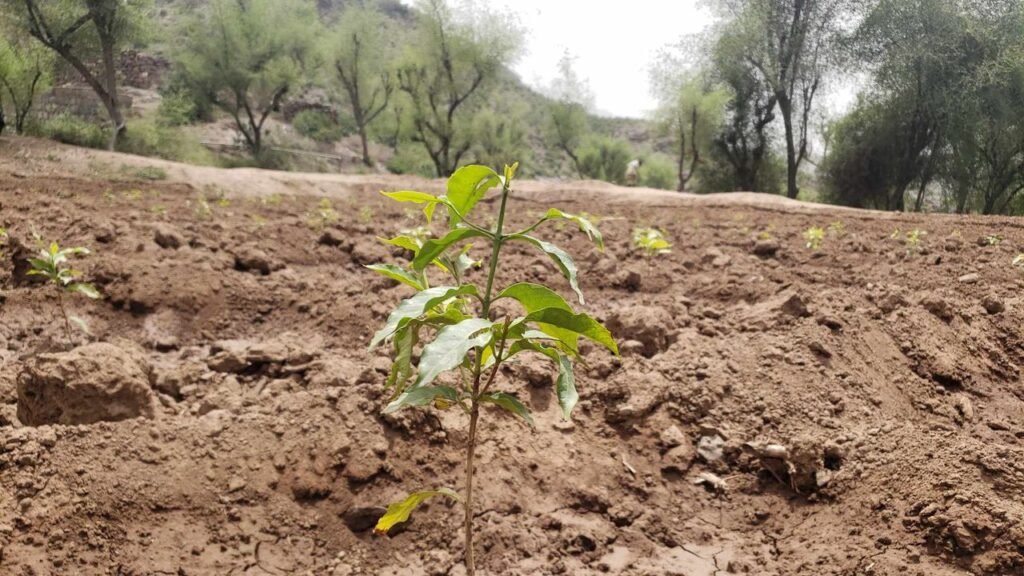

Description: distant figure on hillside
[625,158,642,187]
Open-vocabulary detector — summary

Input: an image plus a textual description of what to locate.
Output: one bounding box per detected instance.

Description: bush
[293,109,348,143]
[157,91,199,127]
[579,137,632,184]
[33,114,108,149]
[117,116,217,166]
[386,143,435,177]
[640,154,677,190]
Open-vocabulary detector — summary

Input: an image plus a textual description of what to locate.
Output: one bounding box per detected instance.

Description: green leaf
[67,283,101,299]
[374,488,460,535]
[524,308,618,355]
[69,315,92,335]
[413,317,494,388]
[444,165,500,225]
[555,354,578,420]
[380,191,443,224]
[509,234,584,304]
[383,385,461,413]
[370,285,479,349]
[365,264,425,291]
[497,283,578,349]
[544,209,604,250]
[413,228,487,272]
[380,235,422,254]
[481,392,535,427]
[386,321,420,394]
[381,190,439,204]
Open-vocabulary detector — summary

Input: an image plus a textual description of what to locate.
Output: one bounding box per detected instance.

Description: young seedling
[367,163,617,575]
[803,226,826,250]
[1013,254,1024,270]
[985,234,1002,246]
[633,227,672,256]
[308,198,339,229]
[906,229,927,254]
[27,242,102,345]
[0,227,7,259]
[828,221,846,237]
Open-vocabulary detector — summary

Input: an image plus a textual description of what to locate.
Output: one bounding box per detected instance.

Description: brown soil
[2,137,1024,576]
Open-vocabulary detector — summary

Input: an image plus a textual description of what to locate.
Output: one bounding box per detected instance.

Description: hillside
[1,137,1023,575]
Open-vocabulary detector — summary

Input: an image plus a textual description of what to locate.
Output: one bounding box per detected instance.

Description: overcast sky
[506,0,714,118]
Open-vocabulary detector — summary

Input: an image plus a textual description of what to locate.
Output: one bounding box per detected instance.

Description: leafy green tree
[326,1,396,167]
[175,0,319,157]
[709,27,778,192]
[0,35,53,134]
[2,0,150,149]
[710,0,847,198]
[650,60,729,192]
[397,0,521,177]
[368,163,617,576]
[545,51,591,177]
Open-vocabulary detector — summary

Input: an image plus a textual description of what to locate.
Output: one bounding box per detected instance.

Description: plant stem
[56,288,72,347]
[463,177,513,576]
[464,389,480,576]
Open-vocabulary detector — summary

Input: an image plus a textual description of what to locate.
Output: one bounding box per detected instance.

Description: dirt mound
[2,142,1024,575]
[17,342,157,426]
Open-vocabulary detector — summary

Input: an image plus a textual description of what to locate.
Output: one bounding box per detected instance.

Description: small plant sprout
[803,226,826,250]
[890,227,902,240]
[985,234,1002,246]
[1013,254,1024,269]
[633,227,672,256]
[367,163,617,575]
[307,198,339,229]
[0,227,7,258]
[27,242,102,345]
[828,221,846,237]
[906,229,927,253]
[359,205,374,223]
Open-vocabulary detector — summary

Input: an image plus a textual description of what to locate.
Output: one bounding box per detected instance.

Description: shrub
[639,154,677,190]
[579,137,631,184]
[117,117,217,166]
[292,109,347,143]
[386,143,436,177]
[157,91,199,127]
[34,114,108,149]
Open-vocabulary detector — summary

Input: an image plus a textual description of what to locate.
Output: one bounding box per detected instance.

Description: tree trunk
[359,127,372,167]
[0,107,6,136]
[677,116,687,192]
[779,95,799,199]
[100,37,125,150]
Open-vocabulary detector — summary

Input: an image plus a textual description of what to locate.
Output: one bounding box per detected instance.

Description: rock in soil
[17,343,156,426]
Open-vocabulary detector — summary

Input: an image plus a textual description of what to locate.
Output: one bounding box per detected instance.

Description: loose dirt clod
[17,342,156,426]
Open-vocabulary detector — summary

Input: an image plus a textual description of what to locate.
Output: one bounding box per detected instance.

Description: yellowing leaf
[374,488,460,535]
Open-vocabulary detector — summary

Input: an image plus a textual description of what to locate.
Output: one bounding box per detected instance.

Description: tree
[710,27,778,192]
[398,0,521,177]
[650,56,729,191]
[176,0,319,158]
[327,1,395,167]
[545,51,591,177]
[2,0,149,149]
[711,0,846,199]
[0,35,53,134]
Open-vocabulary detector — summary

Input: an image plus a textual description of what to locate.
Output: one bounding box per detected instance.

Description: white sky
[506,0,714,118]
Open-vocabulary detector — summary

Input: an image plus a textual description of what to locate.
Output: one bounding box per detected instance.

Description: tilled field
[1,138,1023,575]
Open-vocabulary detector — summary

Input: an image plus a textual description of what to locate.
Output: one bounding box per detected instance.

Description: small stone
[659,425,686,448]
[227,476,247,493]
[153,224,185,249]
[752,238,780,257]
[981,294,1005,315]
[696,434,725,463]
[958,273,981,284]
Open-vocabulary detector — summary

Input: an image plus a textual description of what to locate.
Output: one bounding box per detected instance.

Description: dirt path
[1,137,1023,575]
